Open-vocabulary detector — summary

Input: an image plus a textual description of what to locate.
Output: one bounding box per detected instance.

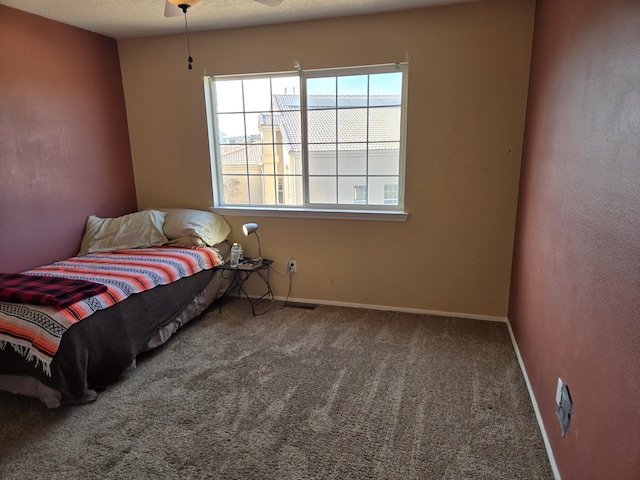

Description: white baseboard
[268,295,507,323]
[506,320,561,480]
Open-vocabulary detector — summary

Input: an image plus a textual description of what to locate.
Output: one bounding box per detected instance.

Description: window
[204,63,408,214]
[383,184,399,205]
[277,178,284,205]
[354,185,367,204]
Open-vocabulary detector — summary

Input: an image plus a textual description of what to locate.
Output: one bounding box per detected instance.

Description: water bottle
[230,243,241,267]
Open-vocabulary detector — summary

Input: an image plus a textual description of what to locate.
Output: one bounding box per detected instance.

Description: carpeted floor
[0,297,553,479]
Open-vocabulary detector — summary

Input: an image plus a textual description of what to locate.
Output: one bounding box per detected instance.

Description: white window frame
[204,63,409,222]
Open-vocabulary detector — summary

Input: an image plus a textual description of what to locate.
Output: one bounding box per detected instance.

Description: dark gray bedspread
[0,269,216,404]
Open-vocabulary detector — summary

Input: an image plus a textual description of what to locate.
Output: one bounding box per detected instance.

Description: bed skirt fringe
[0,340,52,377]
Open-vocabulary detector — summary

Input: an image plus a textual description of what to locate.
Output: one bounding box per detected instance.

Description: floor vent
[285,302,317,310]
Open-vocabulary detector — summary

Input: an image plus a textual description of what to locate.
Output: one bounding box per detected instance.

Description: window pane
[217,113,246,144]
[368,143,400,175]
[368,176,399,205]
[261,174,279,204]
[370,72,403,99]
[286,150,303,176]
[337,109,367,142]
[384,183,399,205]
[308,151,336,176]
[215,80,244,113]
[272,76,301,108]
[353,185,367,204]
[337,75,368,104]
[275,174,304,206]
[369,106,401,142]
[221,175,249,204]
[307,77,336,106]
[243,78,272,112]
[246,173,265,205]
[246,144,263,166]
[308,109,336,143]
[244,112,263,141]
[338,149,367,175]
[219,145,250,167]
[338,176,366,205]
[309,176,336,203]
[259,112,275,145]
[288,174,304,206]
[261,142,276,175]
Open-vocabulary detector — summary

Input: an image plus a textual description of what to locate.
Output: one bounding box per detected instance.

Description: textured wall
[0,6,137,272]
[509,0,640,478]
[118,0,535,316]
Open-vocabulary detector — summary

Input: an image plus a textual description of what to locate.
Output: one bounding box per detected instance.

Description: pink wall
[509,0,640,478]
[0,6,137,272]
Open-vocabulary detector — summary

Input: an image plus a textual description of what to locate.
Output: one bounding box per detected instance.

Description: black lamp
[242,223,262,261]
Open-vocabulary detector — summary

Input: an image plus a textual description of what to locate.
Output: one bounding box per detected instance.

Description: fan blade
[255,0,283,6]
[164,1,182,17]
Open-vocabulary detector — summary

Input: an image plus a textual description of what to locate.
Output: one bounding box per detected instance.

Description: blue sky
[214,71,403,138]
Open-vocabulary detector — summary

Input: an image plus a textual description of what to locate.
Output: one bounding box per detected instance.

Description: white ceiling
[0,0,481,39]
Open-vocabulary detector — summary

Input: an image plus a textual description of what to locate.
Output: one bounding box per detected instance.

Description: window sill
[210,206,409,222]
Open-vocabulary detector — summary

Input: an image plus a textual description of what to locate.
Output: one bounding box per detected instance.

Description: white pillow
[78,210,168,256]
[162,209,230,247]
[166,235,206,248]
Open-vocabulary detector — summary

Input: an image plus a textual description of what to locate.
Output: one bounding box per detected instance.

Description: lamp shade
[167,0,202,7]
[242,223,261,259]
[242,223,259,236]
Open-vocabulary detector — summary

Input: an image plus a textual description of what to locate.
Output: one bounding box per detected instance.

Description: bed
[0,208,233,408]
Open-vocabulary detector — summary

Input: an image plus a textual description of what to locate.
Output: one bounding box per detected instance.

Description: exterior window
[383,183,399,205]
[277,178,285,205]
[354,185,367,204]
[204,63,407,212]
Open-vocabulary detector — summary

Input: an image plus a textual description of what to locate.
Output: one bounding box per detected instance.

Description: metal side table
[218,259,273,316]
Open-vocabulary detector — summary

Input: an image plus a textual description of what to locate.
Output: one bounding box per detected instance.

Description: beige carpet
[0,298,553,479]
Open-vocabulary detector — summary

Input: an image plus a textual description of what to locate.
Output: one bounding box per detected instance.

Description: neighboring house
[219,144,263,204]
[219,94,401,207]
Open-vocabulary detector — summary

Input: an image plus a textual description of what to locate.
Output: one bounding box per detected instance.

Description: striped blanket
[0,247,222,375]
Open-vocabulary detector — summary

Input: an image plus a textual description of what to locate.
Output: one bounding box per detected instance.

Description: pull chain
[179,4,194,70]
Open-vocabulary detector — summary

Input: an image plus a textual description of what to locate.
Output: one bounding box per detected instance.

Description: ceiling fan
[164,0,283,17]
[165,0,283,70]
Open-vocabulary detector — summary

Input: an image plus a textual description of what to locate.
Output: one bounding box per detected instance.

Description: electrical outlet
[556,378,563,405]
[555,379,573,436]
[288,259,297,272]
